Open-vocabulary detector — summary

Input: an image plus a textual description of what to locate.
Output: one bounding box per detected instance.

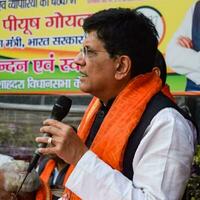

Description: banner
[0,0,195,94]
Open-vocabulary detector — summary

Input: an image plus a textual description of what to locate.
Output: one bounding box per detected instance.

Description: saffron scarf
[62,72,162,199]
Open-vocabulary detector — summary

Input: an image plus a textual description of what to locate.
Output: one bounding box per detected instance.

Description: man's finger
[36,135,57,145]
[37,146,56,155]
[40,125,62,137]
[178,36,193,48]
[178,39,189,48]
[36,136,49,143]
[43,119,66,128]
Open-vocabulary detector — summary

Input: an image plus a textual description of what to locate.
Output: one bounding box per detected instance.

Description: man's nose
[74,52,86,67]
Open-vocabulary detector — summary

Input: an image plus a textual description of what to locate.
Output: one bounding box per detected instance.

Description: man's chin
[79,84,90,93]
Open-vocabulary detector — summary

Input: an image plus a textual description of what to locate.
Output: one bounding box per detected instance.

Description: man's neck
[98,78,131,105]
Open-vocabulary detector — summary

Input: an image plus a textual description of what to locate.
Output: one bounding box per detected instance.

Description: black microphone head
[50,96,72,121]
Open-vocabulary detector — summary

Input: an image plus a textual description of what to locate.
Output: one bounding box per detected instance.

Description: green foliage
[194,145,200,166]
[185,145,200,200]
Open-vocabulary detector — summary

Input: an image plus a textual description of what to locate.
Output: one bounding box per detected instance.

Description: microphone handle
[27,133,50,172]
[27,153,40,173]
[18,149,42,195]
[27,112,60,172]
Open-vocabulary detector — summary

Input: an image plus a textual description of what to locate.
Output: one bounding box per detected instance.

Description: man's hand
[177,36,193,48]
[36,119,88,166]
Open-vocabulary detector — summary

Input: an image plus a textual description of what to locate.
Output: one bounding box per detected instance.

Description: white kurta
[63,108,196,200]
[165,3,200,85]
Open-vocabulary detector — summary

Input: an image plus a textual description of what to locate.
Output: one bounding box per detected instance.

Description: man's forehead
[83,31,104,48]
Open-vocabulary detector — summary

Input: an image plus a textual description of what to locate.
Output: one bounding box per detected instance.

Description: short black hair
[83,8,158,77]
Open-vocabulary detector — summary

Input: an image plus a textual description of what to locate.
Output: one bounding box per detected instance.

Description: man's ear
[114,56,131,80]
[152,67,161,77]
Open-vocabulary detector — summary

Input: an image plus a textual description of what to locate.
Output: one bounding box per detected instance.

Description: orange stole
[161,84,175,103]
[35,179,52,200]
[63,72,162,200]
[39,159,56,183]
[36,159,56,200]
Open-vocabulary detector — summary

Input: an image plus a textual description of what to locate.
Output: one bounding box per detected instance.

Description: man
[166,1,200,139]
[0,155,41,200]
[166,1,200,91]
[37,155,70,200]
[36,8,196,200]
[154,50,175,101]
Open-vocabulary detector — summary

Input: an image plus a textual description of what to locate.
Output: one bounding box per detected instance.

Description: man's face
[74,31,118,100]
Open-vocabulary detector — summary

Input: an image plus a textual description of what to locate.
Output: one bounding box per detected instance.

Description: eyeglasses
[80,46,107,59]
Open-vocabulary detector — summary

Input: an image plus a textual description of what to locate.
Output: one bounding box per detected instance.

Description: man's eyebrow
[83,46,94,52]
[84,45,92,49]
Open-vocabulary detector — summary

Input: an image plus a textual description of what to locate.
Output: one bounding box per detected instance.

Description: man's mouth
[79,71,87,77]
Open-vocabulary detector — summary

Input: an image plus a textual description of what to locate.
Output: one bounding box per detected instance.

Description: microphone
[27,95,72,173]
[15,96,72,195]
